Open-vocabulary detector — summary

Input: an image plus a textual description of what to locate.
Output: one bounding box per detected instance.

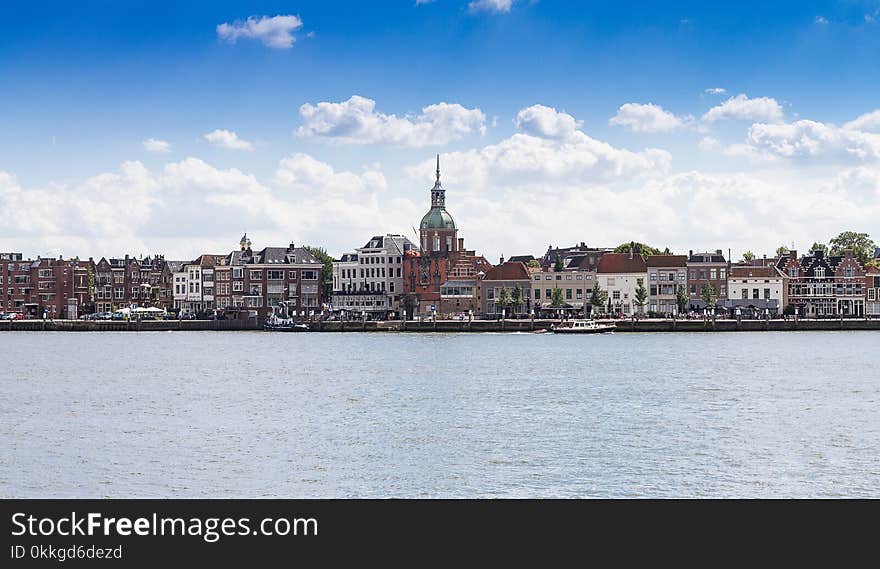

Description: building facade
[94,255,174,314]
[331,234,415,318]
[724,264,785,316]
[595,252,648,316]
[0,253,95,318]
[687,249,729,311]
[479,261,532,317]
[646,255,688,316]
[867,264,880,317]
[778,249,866,317]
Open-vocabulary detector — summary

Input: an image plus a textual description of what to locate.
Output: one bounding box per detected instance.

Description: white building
[172,254,224,315]
[725,265,785,315]
[595,252,648,316]
[331,234,416,318]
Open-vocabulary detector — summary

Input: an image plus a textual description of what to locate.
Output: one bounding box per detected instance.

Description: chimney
[689,249,693,258]
[458,237,464,251]
[716,249,723,256]
[789,250,797,260]
[288,242,296,252]
[629,246,634,260]
[500,254,505,264]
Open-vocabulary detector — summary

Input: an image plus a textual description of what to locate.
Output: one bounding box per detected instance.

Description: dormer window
[788,268,799,278]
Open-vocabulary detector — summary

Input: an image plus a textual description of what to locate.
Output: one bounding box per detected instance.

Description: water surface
[1,331,877,497]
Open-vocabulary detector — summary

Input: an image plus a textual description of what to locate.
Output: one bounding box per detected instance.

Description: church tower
[419,155,458,255]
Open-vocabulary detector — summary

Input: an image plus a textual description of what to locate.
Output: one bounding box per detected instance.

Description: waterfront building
[777,249,866,317]
[223,234,324,321]
[479,261,532,318]
[174,253,224,316]
[646,255,688,316]
[724,264,785,316]
[402,156,492,319]
[92,255,173,314]
[530,259,597,317]
[686,249,729,311]
[0,253,95,318]
[595,251,648,316]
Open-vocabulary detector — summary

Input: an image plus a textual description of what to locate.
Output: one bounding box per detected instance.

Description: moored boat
[551,319,615,334]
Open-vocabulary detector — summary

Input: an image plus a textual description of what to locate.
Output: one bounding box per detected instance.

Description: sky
[1,0,879,262]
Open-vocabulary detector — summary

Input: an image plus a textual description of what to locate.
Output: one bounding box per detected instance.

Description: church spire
[431,154,445,208]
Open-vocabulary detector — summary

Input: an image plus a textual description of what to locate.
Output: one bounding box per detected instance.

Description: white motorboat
[551,319,616,334]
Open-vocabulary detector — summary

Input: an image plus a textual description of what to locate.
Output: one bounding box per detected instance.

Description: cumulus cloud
[704,87,727,95]
[297,95,486,147]
[702,94,784,123]
[514,105,582,139]
[203,129,254,151]
[216,15,303,49]
[143,138,171,153]
[746,120,880,161]
[469,0,515,13]
[609,103,687,133]
[844,109,880,132]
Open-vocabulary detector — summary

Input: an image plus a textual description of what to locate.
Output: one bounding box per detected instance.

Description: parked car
[110,311,126,321]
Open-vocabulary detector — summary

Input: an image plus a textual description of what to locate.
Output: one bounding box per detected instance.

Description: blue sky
[1,0,879,260]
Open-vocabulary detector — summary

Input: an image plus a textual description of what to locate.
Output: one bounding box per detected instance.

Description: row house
[331,234,415,318]
[777,249,866,317]
[867,264,880,317]
[479,261,532,317]
[94,255,174,313]
[723,264,785,316]
[646,255,688,316]
[687,249,729,310]
[214,235,324,321]
[540,242,608,272]
[530,257,598,316]
[595,252,648,316]
[1,253,94,318]
[172,254,224,316]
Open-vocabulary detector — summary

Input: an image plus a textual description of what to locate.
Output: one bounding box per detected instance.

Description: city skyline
[2,1,880,262]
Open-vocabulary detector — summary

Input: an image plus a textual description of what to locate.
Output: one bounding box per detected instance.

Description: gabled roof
[688,251,726,263]
[507,255,535,264]
[646,254,687,268]
[483,261,530,281]
[597,253,647,274]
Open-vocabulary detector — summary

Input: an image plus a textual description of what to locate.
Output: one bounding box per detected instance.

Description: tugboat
[551,319,616,334]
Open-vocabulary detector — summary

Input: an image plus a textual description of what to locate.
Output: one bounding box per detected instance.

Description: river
[1,331,877,497]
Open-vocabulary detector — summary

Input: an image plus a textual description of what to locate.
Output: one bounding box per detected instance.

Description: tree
[701,283,716,310]
[527,259,540,269]
[511,283,523,314]
[829,231,876,264]
[742,251,755,263]
[810,242,828,256]
[590,283,608,313]
[676,284,688,314]
[497,287,512,313]
[634,279,648,314]
[551,287,565,308]
[614,241,664,260]
[302,246,334,300]
[776,245,790,257]
[867,258,880,271]
[554,256,564,272]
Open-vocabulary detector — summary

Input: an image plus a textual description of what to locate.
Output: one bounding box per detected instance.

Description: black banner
[1,500,874,565]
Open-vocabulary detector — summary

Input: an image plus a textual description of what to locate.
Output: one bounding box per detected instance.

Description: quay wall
[1,318,879,333]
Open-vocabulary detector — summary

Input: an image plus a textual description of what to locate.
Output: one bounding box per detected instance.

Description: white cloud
[469,0,515,13]
[747,120,880,161]
[704,87,727,95]
[297,95,486,147]
[698,136,720,151]
[702,94,784,123]
[844,109,880,132]
[815,16,829,25]
[514,105,582,139]
[143,138,171,153]
[609,103,687,133]
[203,129,254,151]
[216,15,303,49]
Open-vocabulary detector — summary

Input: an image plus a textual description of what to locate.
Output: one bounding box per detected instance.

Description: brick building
[1,253,95,318]
[777,249,866,317]
[94,255,174,313]
[479,261,532,317]
[687,249,729,311]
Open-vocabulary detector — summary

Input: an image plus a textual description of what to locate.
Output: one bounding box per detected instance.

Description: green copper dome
[420,207,456,230]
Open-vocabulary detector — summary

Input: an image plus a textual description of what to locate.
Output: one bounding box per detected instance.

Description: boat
[263,314,310,332]
[551,319,616,334]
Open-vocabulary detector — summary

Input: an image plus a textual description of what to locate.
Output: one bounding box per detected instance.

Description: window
[302,270,318,280]
[39,269,53,278]
[233,268,243,279]
[710,269,717,280]
[576,275,583,280]
[764,288,771,300]
[788,268,798,278]
[250,271,262,280]
[753,289,760,300]
[700,269,707,279]
[742,289,748,299]
[233,281,243,292]
[815,268,825,278]
[534,289,540,300]
[546,289,552,298]
[650,273,658,281]
[612,291,620,300]
[844,267,854,278]
[689,269,696,280]
[607,277,615,286]
[267,270,284,280]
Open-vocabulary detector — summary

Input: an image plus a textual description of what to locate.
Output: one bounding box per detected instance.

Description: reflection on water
[1,331,878,497]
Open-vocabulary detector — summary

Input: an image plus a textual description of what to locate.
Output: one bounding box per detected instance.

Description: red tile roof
[597,253,647,274]
[729,266,779,278]
[483,261,530,281]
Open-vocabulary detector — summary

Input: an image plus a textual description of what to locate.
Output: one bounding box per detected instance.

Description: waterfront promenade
[2,317,879,332]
